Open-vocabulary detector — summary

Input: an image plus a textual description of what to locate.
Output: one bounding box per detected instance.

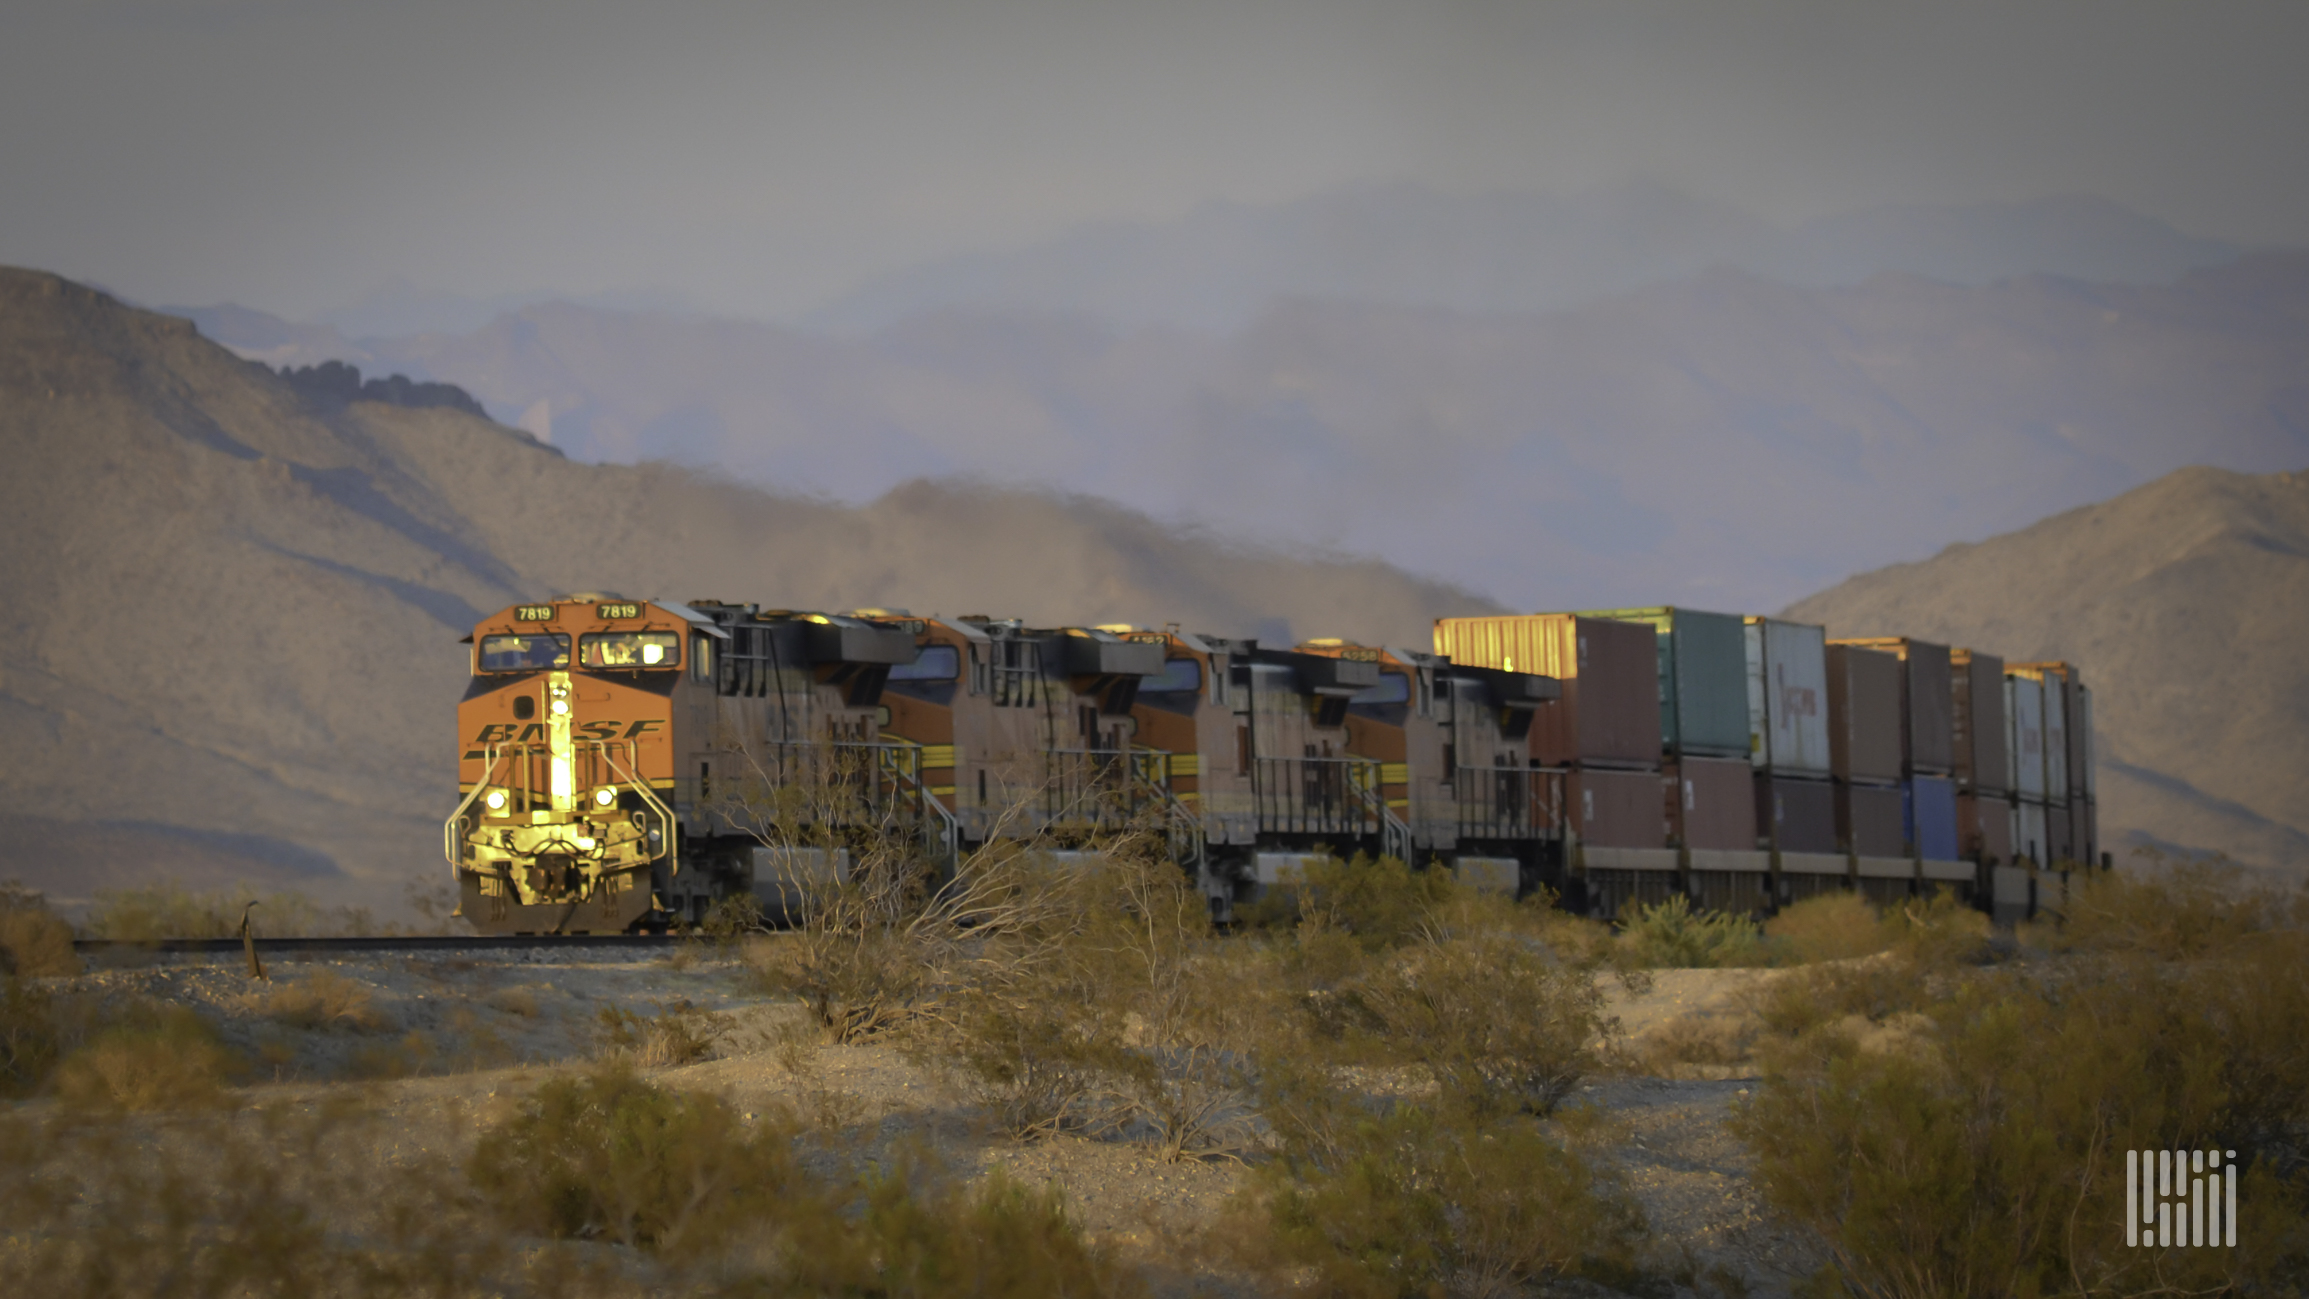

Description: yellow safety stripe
[1381,763,1411,785]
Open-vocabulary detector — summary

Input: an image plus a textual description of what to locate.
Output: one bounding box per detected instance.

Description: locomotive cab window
[890,645,959,681]
[580,631,681,669]
[1139,657,1202,694]
[478,632,570,672]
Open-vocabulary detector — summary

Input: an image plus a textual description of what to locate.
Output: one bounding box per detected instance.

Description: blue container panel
[1904,775,1960,860]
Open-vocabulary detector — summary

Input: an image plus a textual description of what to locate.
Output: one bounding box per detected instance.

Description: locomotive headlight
[642,643,664,665]
[484,789,507,811]
[576,836,597,851]
[594,786,616,807]
[551,698,570,716]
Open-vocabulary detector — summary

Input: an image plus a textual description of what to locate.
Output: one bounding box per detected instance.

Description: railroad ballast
[446,597,2098,935]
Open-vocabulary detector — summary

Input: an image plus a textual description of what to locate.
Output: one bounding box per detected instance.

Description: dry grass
[487,984,542,1017]
[0,882,79,978]
[52,1005,240,1112]
[594,999,732,1068]
[239,968,388,1032]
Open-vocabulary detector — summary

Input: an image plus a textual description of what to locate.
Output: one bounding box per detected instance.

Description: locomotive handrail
[443,745,507,874]
[1349,759,1414,864]
[1126,747,1207,875]
[592,739,679,872]
[871,742,961,868]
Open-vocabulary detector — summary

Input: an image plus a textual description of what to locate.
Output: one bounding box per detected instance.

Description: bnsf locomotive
[446,595,1564,934]
[447,595,2094,934]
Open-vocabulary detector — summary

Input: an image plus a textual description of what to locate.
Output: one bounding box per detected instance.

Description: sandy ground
[29,945,1830,1297]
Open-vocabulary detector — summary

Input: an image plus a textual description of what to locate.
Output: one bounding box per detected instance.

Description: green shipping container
[1579,607,1750,759]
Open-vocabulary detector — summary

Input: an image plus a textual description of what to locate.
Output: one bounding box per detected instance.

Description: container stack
[2010,662,2098,870]
[1993,670,2050,925]
[1834,637,1964,899]
[1743,618,1841,904]
[1825,643,1906,902]
[1433,614,1673,918]
[1584,607,1766,915]
[1948,647,2010,894]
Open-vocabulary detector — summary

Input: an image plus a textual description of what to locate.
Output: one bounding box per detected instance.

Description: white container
[2039,677,2069,805]
[2015,800,2049,866]
[1745,618,1830,777]
[2005,676,2046,801]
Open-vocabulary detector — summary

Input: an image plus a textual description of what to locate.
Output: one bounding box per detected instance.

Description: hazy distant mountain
[1,268,1492,914]
[179,253,2309,615]
[1786,466,2309,879]
[806,183,2243,335]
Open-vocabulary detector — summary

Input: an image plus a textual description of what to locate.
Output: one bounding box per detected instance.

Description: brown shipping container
[1959,792,2015,865]
[1834,638,1955,774]
[1672,756,1758,851]
[1434,615,1661,769]
[1826,645,1904,785]
[1837,782,1906,857]
[1755,774,1838,855]
[1950,650,2009,794]
[1570,768,1669,849]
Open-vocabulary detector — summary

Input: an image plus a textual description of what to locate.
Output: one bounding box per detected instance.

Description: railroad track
[71,933,680,956]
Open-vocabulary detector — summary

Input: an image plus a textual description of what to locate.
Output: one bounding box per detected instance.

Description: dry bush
[1764,892,1891,965]
[240,967,387,1032]
[1735,939,2309,1296]
[840,1158,1143,1298]
[1618,894,1767,969]
[2039,857,2303,959]
[0,882,80,977]
[1237,852,1456,953]
[0,977,62,1097]
[345,1029,438,1080]
[1635,1013,1758,1078]
[471,1064,820,1253]
[1880,886,1993,968]
[53,1004,240,1112]
[489,984,543,1017]
[1352,931,1607,1117]
[594,999,732,1068]
[1253,1101,1645,1296]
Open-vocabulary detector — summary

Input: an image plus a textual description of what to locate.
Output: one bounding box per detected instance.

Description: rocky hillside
[1785,467,2309,878]
[0,268,1494,913]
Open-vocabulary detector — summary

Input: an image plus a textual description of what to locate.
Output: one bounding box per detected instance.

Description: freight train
[445,596,2097,934]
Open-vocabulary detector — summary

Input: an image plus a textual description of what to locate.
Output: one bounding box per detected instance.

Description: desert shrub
[1880,886,1993,968]
[595,998,732,1068]
[831,1161,1143,1298]
[488,984,542,1017]
[240,968,387,1032]
[81,884,367,941]
[2043,859,2298,959]
[0,977,62,1096]
[940,848,1269,1159]
[53,1004,240,1111]
[471,1065,821,1253]
[1352,931,1606,1117]
[1259,1102,1644,1296]
[1237,853,1455,953]
[0,882,80,977]
[1736,946,2309,1296]
[1765,892,1891,965]
[1619,894,1767,968]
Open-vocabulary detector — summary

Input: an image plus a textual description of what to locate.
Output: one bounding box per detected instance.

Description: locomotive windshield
[581,631,681,669]
[1140,657,1202,693]
[1350,671,1409,704]
[889,644,959,680]
[478,632,570,672]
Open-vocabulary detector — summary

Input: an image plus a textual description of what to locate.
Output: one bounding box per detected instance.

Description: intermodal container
[1671,755,1757,851]
[1569,767,1668,849]
[1744,618,1830,777]
[1580,607,1751,759]
[1905,775,1960,862]
[1434,615,1661,769]
[1959,791,2013,865]
[1826,644,1905,785]
[2005,675,2046,801]
[1951,649,2009,794]
[2008,664,2073,801]
[1837,781,1906,857]
[1755,773,1838,854]
[2015,800,2049,866]
[2076,687,2095,801]
[1834,638,1955,775]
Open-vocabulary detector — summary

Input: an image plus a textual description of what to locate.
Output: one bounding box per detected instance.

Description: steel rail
[71,934,680,955]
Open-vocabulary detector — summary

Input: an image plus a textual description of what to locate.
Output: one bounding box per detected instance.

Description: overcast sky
[4,0,2305,324]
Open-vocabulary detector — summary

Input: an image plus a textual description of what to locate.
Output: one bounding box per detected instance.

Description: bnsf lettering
[470,719,668,743]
